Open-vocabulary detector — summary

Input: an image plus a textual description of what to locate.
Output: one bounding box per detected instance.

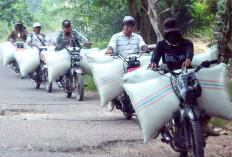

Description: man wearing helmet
[106,16,148,114]
[26,22,50,46]
[106,16,148,56]
[6,21,29,42]
[54,20,92,51]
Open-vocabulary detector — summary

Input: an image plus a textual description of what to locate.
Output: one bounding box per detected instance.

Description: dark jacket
[151,39,194,70]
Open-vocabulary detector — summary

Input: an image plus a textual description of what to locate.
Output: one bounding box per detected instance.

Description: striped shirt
[108,32,146,56]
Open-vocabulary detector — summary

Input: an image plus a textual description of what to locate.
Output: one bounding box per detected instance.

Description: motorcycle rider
[6,21,29,73]
[106,16,149,114]
[26,22,50,46]
[149,18,219,136]
[6,21,29,42]
[54,20,92,50]
[54,20,92,87]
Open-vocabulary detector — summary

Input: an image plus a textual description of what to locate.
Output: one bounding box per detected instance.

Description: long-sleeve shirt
[107,32,146,57]
[53,29,89,48]
[151,39,194,70]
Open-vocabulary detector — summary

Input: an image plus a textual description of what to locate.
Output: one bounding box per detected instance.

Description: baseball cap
[122,16,135,26]
[162,18,180,33]
[62,20,71,27]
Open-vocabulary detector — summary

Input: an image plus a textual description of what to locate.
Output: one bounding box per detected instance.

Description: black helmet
[122,16,135,27]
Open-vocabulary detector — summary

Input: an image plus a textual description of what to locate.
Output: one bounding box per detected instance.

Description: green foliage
[50,0,128,41]
[84,75,97,92]
[0,0,34,28]
[191,1,215,27]
[210,118,227,128]
[92,40,109,49]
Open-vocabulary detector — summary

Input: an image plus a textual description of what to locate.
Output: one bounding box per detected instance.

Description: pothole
[0,109,44,116]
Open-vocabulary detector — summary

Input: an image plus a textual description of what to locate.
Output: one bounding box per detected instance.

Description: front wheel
[180,120,205,157]
[33,81,40,89]
[75,73,84,101]
[44,69,52,93]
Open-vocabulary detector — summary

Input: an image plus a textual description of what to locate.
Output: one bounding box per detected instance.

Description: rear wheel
[180,120,205,157]
[66,92,72,98]
[75,73,84,101]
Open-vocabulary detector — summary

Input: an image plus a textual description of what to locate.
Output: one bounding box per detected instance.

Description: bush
[84,75,97,92]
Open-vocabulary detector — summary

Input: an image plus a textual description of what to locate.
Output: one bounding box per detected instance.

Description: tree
[0,0,34,27]
[216,0,232,63]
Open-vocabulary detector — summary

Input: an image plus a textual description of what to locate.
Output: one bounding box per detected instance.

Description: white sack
[90,60,127,107]
[123,75,180,142]
[1,42,16,66]
[14,48,40,77]
[43,50,71,83]
[123,63,232,143]
[122,65,160,84]
[79,48,104,76]
[196,63,232,119]
[192,45,218,66]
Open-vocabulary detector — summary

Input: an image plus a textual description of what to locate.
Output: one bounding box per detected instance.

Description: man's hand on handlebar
[182,59,193,69]
[141,45,149,51]
[147,63,158,71]
[105,49,113,54]
[87,41,92,46]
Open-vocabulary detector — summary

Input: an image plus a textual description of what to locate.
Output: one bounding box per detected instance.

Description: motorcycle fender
[173,108,197,124]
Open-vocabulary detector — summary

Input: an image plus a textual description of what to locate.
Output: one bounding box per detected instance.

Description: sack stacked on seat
[122,63,231,143]
[90,59,127,107]
[123,74,180,142]
[192,45,218,66]
[80,48,107,76]
[14,47,40,77]
[42,50,71,83]
[1,42,16,66]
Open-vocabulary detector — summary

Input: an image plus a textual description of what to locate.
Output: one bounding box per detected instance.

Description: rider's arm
[72,29,89,44]
[137,35,147,51]
[185,40,194,60]
[6,30,14,41]
[150,41,163,65]
[107,34,117,52]
[26,34,32,45]
[53,31,63,46]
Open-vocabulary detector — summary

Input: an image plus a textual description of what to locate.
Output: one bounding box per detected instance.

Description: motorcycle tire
[44,69,52,93]
[179,120,205,157]
[66,92,72,98]
[20,74,24,79]
[33,81,40,89]
[75,73,84,101]
[123,112,133,120]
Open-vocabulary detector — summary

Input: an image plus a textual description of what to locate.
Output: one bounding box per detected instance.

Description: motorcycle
[10,41,25,79]
[29,45,52,93]
[156,60,218,157]
[57,45,87,101]
[110,50,150,120]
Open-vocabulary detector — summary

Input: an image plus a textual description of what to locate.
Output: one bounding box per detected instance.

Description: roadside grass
[84,75,98,92]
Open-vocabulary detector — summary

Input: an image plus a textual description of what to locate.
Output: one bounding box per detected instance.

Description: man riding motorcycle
[6,21,29,73]
[54,20,92,50]
[149,18,219,136]
[105,16,149,114]
[6,21,29,42]
[26,22,50,46]
[53,20,92,87]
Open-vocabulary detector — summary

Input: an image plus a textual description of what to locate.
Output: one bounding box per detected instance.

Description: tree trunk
[218,0,232,63]
[147,0,163,42]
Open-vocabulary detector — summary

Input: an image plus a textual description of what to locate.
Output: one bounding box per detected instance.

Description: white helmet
[33,22,41,28]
